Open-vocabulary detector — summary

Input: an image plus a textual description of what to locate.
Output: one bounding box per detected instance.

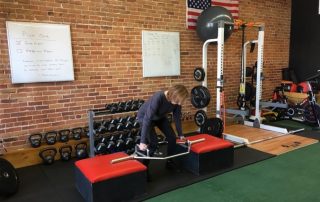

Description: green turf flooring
[147,143,320,202]
[265,119,313,131]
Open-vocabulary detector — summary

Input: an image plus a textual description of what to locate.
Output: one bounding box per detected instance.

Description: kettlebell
[58,129,70,143]
[39,147,57,165]
[71,127,83,140]
[75,142,88,160]
[44,131,57,145]
[29,133,42,148]
[59,145,72,161]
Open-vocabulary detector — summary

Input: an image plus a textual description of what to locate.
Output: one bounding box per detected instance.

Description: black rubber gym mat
[134,146,274,201]
[1,146,273,202]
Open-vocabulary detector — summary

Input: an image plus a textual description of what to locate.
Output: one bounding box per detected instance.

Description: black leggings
[139,117,177,165]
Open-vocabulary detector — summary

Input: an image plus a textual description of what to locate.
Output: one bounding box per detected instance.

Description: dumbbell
[59,145,72,161]
[39,147,57,165]
[117,102,126,113]
[131,100,139,111]
[109,134,118,142]
[118,117,126,124]
[137,99,145,109]
[125,137,135,154]
[118,132,128,140]
[58,129,70,143]
[126,115,135,123]
[116,123,124,131]
[95,136,109,155]
[75,142,88,159]
[124,100,132,112]
[110,118,118,125]
[132,120,140,129]
[71,127,83,140]
[106,140,116,153]
[109,103,118,113]
[96,122,107,134]
[115,139,125,152]
[44,131,57,145]
[124,121,133,131]
[107,123,116,133]
[29,133,42,148]
[134,134,141,144]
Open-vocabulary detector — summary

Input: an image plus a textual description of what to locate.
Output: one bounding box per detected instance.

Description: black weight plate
[0,158,19,196]
[191,86,211,109]
[245,82,256,101]
[200,118,224,138]
[245,67,253,77]
[194,67,205,81]
[194,110,207,126]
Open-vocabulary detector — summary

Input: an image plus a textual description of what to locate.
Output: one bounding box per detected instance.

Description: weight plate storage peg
[194,110,207,126]
[194,67,205,81]
[191,86,211,109]
[200,118,224,138]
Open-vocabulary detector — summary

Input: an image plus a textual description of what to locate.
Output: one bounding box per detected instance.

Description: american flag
[187,0,239,30]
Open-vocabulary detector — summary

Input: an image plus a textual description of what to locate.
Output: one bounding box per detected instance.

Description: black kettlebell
[29,133,42,148]
[44,131,57,145]
[58,129,70,143]
[59,145,72,161]
[75,142,88,160]
[71,127,83,140]
[39,147,57,165]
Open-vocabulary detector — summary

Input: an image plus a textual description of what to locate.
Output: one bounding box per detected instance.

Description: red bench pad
[75,152,147,183]
[187,134,234,154]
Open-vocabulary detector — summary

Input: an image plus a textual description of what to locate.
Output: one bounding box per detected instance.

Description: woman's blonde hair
[167,85,189,104]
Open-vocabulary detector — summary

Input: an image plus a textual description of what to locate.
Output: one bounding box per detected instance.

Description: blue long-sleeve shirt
[137,91,183,144]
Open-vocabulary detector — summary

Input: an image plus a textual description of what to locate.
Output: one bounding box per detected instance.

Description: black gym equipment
[196,6,234,42]
[200,118,224,138]
[137,99,145,109]
[75,143,88,159]
[72,127,83,140]
[111,138,205,164]
[95,136,109,155]
[28,133,42,148]
[44,131,57,145]
[194,67,205,81]
[191,86,211,109]
[39,147,57,165]
[0,158,19,196]
[59,145,72,161]
[194,110,207,126]
[58,129,70,143]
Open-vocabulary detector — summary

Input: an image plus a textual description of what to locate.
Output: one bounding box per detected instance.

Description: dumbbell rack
[87,108,137,157]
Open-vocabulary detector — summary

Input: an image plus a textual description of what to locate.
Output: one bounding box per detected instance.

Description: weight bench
[75,152,147,202]
[177,134,234,175]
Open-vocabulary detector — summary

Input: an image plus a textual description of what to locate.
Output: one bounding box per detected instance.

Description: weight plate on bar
[191,86,211,109]
[200,118,224,138]
[194,110,207,126]
[194,67,205,81]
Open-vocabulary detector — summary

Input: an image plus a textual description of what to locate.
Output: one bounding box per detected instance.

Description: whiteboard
[6,21,74,84]
[142,31,180,77]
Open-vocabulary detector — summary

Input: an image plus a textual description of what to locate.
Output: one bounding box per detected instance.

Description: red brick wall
[0,0,291,151]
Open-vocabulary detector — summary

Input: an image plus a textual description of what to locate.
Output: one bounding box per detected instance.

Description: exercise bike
[279,82,320,128]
